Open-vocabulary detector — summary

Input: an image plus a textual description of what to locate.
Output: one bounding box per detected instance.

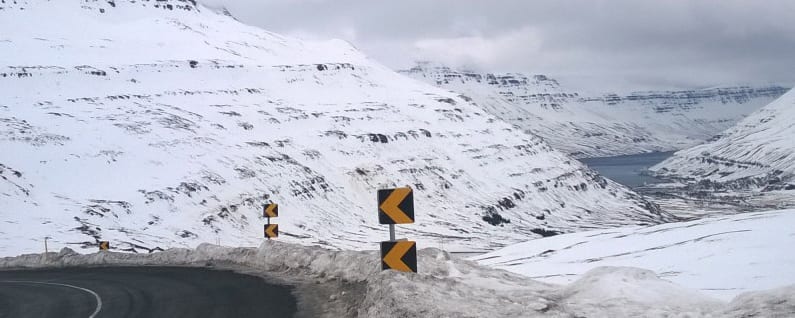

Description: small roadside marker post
[44,236,51,262]
[378,187,418,273]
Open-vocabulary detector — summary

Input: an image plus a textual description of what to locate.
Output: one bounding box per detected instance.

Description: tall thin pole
[389,224,395,241]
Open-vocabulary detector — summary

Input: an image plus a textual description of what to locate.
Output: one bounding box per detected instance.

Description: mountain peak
[401,62,560,89]
[0,0,366,68]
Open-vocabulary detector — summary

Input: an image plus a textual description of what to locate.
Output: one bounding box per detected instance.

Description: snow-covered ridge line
[0,2,365,67]
[0,61,364,80]
[401,63,789,158]
[580,85,788,107]
[1,0,199,12]
[2,242,793,317]
[402,64,787,105]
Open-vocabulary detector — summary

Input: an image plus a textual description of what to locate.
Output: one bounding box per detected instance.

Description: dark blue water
[579,151,675,187]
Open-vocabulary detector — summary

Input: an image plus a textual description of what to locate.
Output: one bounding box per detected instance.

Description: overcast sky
[200,0,795,90]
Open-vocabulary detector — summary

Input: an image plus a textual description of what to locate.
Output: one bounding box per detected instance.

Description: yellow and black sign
[99,241,110,251]
[380,241,417,273]
[264,224,279,238]
[264,203,279,218]
[378,187,414,224]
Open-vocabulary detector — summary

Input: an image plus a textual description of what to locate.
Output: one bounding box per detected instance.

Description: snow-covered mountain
[0,0,674,256]
[651,87,795,191]
[400,63,788,158]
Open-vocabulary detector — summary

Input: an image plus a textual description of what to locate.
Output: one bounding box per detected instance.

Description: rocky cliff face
[401,63,788,158]
[651,87,795,191]
[0,1,673,255]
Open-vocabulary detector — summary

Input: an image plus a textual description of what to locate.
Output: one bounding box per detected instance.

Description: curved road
[0,267,297,318]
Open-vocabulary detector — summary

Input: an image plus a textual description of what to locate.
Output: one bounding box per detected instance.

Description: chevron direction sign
[380,241,417,273]
[378,187,414,224]
[99,241,110,251]
[264,224,279,239]
[263,203,278,240]
[264,203,278,218]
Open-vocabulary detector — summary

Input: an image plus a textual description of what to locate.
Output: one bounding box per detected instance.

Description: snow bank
[561,267,723,317]
[473,209,795,300]
[723,285,795,317]
[2,241,793,317]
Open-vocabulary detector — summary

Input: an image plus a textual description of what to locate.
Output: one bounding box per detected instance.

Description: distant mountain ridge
[400,63,789,158]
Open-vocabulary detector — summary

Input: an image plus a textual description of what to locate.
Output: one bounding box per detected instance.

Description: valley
[579,151,674,187]
[579,150,795,219]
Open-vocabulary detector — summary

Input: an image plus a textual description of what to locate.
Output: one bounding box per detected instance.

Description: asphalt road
[0,267,297,318]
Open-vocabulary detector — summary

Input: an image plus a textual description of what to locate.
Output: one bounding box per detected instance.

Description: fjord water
[579,151,675,187]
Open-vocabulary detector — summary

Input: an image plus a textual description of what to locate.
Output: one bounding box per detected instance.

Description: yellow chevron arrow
[379,188,413,223]
[383,241,413,272]
[265,204,278,218]
[99,241,109,250]
[265,224,278,238]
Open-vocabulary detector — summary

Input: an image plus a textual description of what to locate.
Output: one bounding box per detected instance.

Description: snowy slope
[400,63,788,158]
[651,88,795,191]
[472,209,795,300]
[0,0,673,256]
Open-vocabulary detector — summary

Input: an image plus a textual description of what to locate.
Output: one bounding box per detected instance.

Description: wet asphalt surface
[0,266,297,318]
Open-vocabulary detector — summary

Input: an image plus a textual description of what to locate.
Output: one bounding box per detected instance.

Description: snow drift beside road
[2,241,793,317]
[473,209,795,301]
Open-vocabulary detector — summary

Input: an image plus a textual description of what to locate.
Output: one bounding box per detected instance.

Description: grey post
[389,224,395,241]
[43,236,51,262]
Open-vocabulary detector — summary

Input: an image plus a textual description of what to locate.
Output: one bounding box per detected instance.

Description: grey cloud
[200,0,795,90]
